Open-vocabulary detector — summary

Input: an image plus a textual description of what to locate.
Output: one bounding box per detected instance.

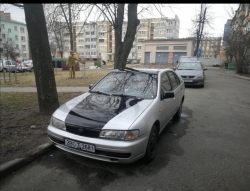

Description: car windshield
[177,62,202,70]
[90,71,158,99]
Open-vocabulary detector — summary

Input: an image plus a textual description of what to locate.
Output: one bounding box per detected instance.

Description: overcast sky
[1,4,239,38]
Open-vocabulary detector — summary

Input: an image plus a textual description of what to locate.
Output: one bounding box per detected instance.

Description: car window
[167,72,178,89]
[91,71,158,99]
[177,62,202,70]
[161,73,172,91]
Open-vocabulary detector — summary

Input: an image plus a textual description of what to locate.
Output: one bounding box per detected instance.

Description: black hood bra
[65,93,143,129]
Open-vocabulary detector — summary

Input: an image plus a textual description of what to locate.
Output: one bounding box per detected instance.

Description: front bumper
[183,78,204,86]
[47,125,149,163]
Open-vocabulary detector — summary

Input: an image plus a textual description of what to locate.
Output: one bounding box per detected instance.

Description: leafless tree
[224,30,250,74]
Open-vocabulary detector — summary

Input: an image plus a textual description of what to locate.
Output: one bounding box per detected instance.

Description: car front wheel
[145,124,158,162]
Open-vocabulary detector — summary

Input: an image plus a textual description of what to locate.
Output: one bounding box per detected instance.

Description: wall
[198,58,227,66]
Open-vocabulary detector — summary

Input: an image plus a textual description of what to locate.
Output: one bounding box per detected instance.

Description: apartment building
[58,15,180,61]
[198,37,222,58]
[222,19,232,48]
[0,11,30,60]
[231,4,250,39]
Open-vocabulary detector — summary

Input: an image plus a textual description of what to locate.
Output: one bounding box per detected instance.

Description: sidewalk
[223,68,250,81]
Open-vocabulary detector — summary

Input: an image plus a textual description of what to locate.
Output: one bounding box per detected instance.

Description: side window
[167,72,178,89]
[161,72,172,92]
[6,61,10,65]
[174,73,180,85]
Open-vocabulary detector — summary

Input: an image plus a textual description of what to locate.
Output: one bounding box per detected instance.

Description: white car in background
[0,59,18,73]
[17,60,34,72]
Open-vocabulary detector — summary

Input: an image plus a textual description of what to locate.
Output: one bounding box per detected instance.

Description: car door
[167,71,183,115]
[10,61,17,72]
[159,72,175,129]
[5,61,11,71]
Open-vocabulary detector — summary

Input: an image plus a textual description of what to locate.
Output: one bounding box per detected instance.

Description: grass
[0,63,173,87]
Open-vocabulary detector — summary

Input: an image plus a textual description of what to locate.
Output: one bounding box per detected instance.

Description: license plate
[184,79,193,82]
[65,139,95,153]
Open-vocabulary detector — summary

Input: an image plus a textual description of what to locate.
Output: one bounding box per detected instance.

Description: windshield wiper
[185,69,195,70]
[111,93,142,99]
[90,90,110,96]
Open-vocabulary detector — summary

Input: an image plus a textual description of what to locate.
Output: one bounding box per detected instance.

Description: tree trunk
[24,4,59,114]
[114,4,140,69]
[68,4,73,51]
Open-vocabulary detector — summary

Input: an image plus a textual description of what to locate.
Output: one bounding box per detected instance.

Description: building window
[85,38,90,42]
[91,38,96,42]
[85,45,90,49]
[85,32,90,35]
[91,52,96,55]
[140,22,146,27]
[16,44,19,49]
[78,46,84,49]
[91,31,96,35]
[173,46,187,50]
[156,46,169,50]
[158,30,164,34]
[91,45,96,48]
[1,24,4,29]
[20,27,24,33]
[85,52,90,55]
[99,32,105,36]
[99,46,104,49]
[23,53,26,58]
[8,29,11,33]
[15,35,18,40]
[22,45,26,51]
[9,38,12,42]
[138,38,145,42]
[99,39,104,43]
[79,39,84,42]
[138,31,146,35]
[137,53,141,57]
[137,46,142,50]
[21,36,25,41]
[157,22,164,27]
[166,29,173,33]
[99,53,101,56]
[2,34,6,39]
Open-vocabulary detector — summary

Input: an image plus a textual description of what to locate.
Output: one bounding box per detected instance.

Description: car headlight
[99,130,139,141]
[51,116,66,131]
[196,73,203,78]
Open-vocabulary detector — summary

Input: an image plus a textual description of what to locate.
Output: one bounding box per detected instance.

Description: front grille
[66,124,101,138]
[181,76,195,79]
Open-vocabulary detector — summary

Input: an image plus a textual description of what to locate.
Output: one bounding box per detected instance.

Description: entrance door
[155,52,168,64]
[144,52,150,64]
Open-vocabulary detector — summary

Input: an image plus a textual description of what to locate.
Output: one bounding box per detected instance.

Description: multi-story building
[231,3,250,37]
[58,15,180,61]
[222,19,232,48]
[0,11,30,60]
[197,37,222,58]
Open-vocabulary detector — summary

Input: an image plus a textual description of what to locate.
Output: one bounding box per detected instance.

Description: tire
[173,100,183,120]
[145,124,158,162]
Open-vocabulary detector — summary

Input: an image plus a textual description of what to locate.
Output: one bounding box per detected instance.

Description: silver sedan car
[47,67,185,163]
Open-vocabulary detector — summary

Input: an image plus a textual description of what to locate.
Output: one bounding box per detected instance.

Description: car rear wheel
[145,124,158,162]
[173,100,183,120]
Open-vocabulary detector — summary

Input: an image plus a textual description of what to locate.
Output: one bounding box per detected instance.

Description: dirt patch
[0,92,83,165]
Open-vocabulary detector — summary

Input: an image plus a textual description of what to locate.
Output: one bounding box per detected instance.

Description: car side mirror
[89,84,94,90]
[163,92,175,99]
[203,68,207,71]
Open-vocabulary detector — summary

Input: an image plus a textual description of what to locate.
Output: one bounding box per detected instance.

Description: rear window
[177,62,202,70]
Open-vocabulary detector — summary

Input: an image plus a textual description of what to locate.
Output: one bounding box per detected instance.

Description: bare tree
[23,4,59,114]
[224,30,250,74]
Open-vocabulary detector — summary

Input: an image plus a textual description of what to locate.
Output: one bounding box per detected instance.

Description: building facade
[0,11,30,60]
[222,19,232,48]
[57,16,180,61]
[140,38,195,64]
[198,37,222,58]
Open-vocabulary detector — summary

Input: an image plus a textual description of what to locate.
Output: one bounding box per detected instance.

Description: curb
[0,142,55,179]
[223,69,250,81]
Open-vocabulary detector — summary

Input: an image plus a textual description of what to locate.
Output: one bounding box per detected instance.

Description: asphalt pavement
[0,68,249,180]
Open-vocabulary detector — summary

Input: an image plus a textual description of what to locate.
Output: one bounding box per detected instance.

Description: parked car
[0,59,18,73]
[212,63,220,67]
[127,59,140,64]
[17,60,34,72]
[47,67,185,163]
[174,61,207,88]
